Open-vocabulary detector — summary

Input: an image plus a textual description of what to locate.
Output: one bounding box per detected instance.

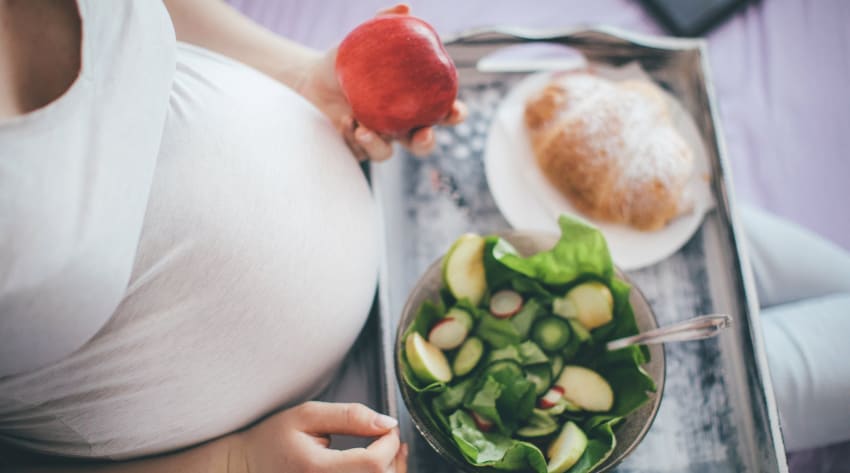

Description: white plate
[484,66,714,270]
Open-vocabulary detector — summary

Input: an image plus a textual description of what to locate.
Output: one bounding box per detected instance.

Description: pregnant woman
[0,1,462,471]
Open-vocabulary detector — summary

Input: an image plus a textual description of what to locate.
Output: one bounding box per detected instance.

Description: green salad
[399,216,656,473]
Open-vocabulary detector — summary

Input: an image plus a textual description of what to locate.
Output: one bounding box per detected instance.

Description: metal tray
[369,27,788,473]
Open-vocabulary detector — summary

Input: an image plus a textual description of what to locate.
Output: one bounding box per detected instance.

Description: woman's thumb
[294,401,398,436]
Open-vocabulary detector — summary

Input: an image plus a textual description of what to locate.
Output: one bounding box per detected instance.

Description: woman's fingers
[354,126,394,161]
[294,401,398,437]
[393,442,409,473]
[442,101,468,125]
[398,102,466,157]
[326,429,401,473]
[405,128,435,157]
[341,101,468,160]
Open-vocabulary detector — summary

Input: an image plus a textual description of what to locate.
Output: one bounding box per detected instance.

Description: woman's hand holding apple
[298,4,466,161]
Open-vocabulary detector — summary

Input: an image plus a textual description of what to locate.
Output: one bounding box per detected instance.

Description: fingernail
[374,414,398,429]
[357,130,373,143]
[416,131,432,145]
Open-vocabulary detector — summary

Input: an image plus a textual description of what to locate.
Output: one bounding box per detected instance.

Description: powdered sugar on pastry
[524,72,695,231]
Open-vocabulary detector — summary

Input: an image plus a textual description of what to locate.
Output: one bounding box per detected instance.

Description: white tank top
[0,0,175,377]
[0,1,378,460]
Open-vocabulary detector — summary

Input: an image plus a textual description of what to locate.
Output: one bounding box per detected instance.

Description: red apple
[335,13,458,138]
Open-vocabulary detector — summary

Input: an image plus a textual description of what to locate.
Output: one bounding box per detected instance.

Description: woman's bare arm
[162,0,466,160]
[162,0,320,95]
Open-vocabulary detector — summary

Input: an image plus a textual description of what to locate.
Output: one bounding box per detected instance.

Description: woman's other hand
[297,4,467,161]
[232,401,408,473]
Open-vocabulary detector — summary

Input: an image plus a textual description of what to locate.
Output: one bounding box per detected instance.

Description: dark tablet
[641,0,753,36]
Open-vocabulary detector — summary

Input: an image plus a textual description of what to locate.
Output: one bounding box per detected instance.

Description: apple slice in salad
[442,234,488,306]
[547,421,589,473]
[555,366,615,412]
[552,281,614,330]
[452,336,484,377]
[405,332,452,384]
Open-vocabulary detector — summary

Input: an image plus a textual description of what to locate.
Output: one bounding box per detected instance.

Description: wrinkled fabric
[0,37,377,461]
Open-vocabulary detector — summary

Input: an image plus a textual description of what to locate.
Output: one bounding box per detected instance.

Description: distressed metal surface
[371,28,786,473]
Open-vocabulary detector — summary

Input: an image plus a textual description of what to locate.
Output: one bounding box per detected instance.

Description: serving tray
[369,27,788,473]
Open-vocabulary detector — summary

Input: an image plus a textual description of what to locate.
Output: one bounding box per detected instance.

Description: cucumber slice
[516,410,559,438]
[550,355,564,379]
[442,234,487,306]
[525,364,553,396]
[405,332,452,384]
[452,337,484,377]
[531,317,572,352]
[546,421,588,473]
[517,423,559,438]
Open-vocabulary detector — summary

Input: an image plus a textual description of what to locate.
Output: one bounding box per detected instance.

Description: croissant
[524,73,694,231]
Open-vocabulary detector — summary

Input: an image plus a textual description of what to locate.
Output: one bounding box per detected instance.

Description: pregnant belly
[119,44,379,455]
[0,43,378,460]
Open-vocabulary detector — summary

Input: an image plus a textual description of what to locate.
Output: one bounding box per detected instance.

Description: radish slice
[470,411,494,432]
[538,385,565,409]
[490,290,523,318]
[428,317,469,350]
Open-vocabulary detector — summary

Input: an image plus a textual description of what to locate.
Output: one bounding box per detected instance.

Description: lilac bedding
[229,0,850,251]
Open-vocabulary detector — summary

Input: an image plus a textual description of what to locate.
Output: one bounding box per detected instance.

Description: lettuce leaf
[487,341,549,367]
[476,313,523,348]
[449,411,548,473]
[517,340,549,366]
[491,216,614,285]
[466,376,507,432]
[510,298,545,339]
[565,418,619,473]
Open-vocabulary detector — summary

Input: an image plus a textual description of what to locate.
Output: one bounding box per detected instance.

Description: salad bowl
[394,222,665,473]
